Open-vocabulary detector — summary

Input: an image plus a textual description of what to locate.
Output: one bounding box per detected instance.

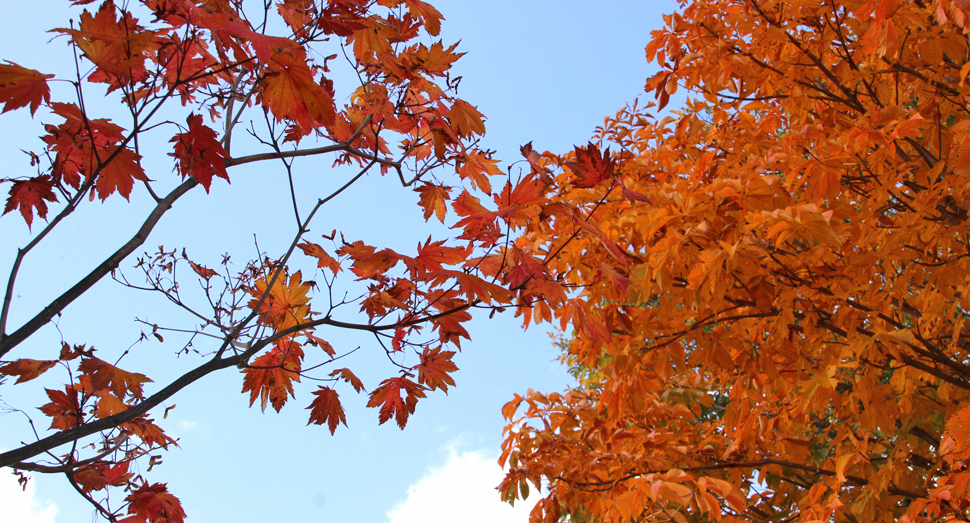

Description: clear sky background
[0,1,677,522]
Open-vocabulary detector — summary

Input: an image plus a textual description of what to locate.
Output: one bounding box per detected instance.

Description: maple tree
[495,0,970,522]
[0,0,560,520]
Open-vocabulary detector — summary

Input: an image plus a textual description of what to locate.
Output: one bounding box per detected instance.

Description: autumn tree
[0,0,554,520]
[497,0,970,522]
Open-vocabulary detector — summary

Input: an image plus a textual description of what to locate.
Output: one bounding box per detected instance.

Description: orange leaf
[124,416,175,449]
[248,271,313,331]
[298,241,342,275]
[240,339,304,412]
[78,357,152,400]
[329,367,365,392]
[458,149,502,194]
[261,43,336,133]
[0,358,57,384]
[448,99,486,137]
[404,0,443,36]
[0,61,53,115]
[416,182,452,223]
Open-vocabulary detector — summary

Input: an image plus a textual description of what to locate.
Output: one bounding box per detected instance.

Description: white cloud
[387,444,539,523]
[0,472,58,523]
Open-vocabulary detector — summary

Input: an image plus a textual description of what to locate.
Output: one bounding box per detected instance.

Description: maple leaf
[261,42,336,133]
[93,390,129,418]
[305,332,336,358]
[277,0,316,36]
[404,0,443,36]
[564,142,615,188]
[248,271,313,331]
[414,347,458,392]
[240,339,304,412]
[416,182,452,223]
[0,358,58,384]
[298,241,342,275]
[3,176,58,229]
[339,244,399,280]
[458,149,503,194]
[56,2,156,88]
[170,113,230,192]
[39,386,82,431]
[448,271,513,305]
[122,483,186,523]
[186,260,217,279]
[329,367,365,392]
[124,416,176,449]
[41,103,147,199]
[403,41,462,76]
[73,462,132,493]
[78,357,152,400]
[520,142,552,177]
[448,99,486,138]
[412,238,471,273]
[349,19,395,62]
[94,146,148,201]
[59,342,93,361]
[366,376,426,429]
[0,61,53,115]
[429,303,472,347]
[306,386,347,435]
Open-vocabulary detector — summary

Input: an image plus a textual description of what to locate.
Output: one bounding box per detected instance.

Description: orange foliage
[499,1,970,522]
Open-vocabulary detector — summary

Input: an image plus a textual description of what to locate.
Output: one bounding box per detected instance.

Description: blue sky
[0,1,676,521]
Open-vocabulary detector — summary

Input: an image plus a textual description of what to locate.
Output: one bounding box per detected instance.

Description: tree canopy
[498,0,970,522]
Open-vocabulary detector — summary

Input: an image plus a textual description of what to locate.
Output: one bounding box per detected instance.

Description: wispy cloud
[0,472,58,523]
[387,442,538,523]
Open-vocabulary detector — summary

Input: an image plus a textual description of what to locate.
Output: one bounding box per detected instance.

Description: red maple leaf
[0,61,53,115]
[366,376,426,429]
[306,386,347,435]
[39,385,82,431]
[56,2,155,89]
[121,483,185,523]
[94,146,147,201]
[170,113,230,192]
[564,142,615,188]
[42,103,147,199]
[3,176,58,229]
[74,461,133,493]
[240,339,304,412]
[414,347,458,393]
